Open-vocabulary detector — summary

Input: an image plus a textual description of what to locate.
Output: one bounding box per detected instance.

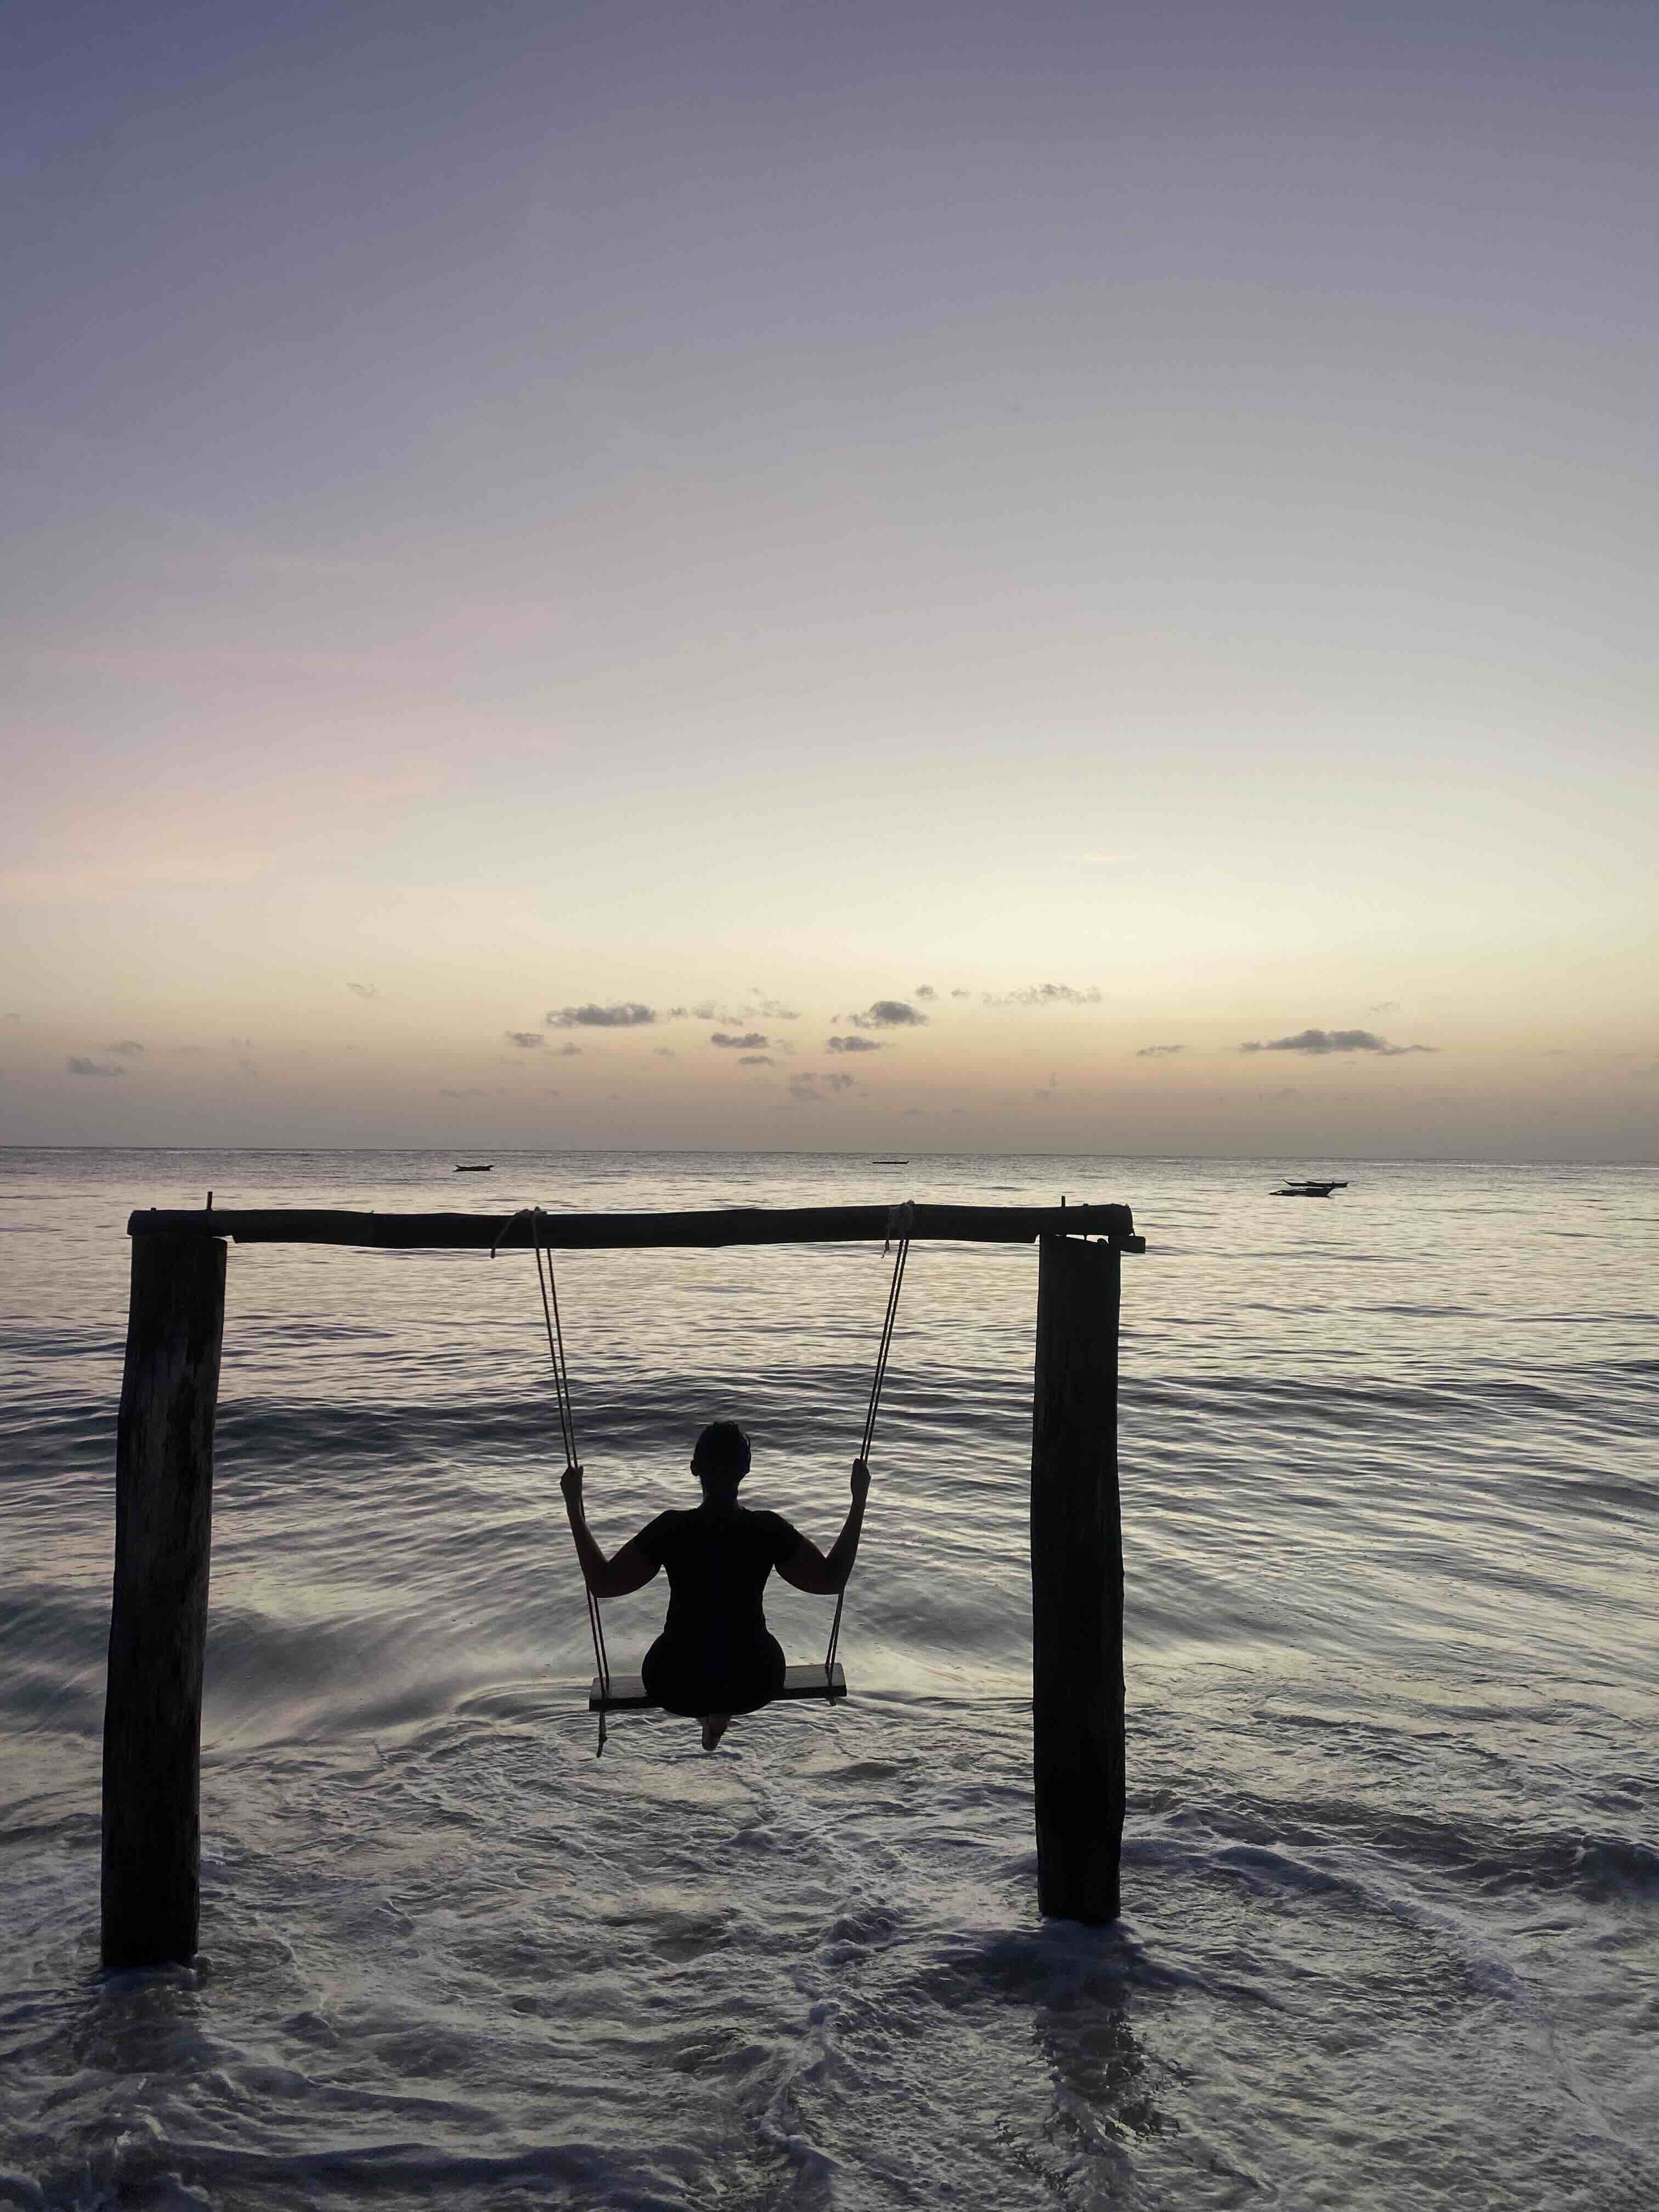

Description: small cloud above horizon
[67,1054,123,1076]
[738,1053,774,1066]
[692,997,799,1023]
[914,984,937,1000]
[1240,1028,1435,1057]
[848,999,928,1030]
[789,1070,857,1103]
[983,983,1102,1009]
[346,981,380,1000]
[105,1039,145,1057]
[1135,1043,1184,1058]
[505,1030,544,1049]
[826,1035,883,1054]
[547,1002,657,1028]
[711,1031,768,1050]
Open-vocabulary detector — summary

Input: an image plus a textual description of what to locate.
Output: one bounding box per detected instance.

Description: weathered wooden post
[101,1231,225,1970]
[1030,1233,1124,1923]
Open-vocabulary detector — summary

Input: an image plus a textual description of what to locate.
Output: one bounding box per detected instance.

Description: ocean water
[1,1146,1654,2211]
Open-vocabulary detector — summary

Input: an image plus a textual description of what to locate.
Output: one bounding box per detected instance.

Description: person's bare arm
[560,1464,660,1599]
[777,1460,871,1595]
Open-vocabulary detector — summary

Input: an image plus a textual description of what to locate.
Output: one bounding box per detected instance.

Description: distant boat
[454,1164,494,1173]
[872,1158,910,1166]
[1273,1178,1347,1198]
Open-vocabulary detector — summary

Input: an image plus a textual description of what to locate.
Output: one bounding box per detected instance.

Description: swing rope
[824,1209,912,1686]
[504,1207,613,1753]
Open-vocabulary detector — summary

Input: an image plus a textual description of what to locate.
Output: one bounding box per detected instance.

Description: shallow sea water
[1,1147,1655,2210]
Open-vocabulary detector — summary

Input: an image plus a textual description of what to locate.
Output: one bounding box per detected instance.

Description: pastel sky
[4,1,1655,1158]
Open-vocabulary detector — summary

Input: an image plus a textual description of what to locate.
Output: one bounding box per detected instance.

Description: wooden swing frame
[101,1199,1142,1970]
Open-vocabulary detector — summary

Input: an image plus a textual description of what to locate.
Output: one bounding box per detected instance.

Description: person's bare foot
[700,1714,731,1752]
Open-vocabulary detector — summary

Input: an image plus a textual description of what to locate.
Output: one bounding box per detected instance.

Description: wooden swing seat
[590,1662,847,1713]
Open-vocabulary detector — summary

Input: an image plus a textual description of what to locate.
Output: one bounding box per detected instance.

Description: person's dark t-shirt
[635,1504,802,1649]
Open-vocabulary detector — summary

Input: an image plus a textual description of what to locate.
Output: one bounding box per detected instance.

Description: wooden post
[101,1232,225,1970]
[1030,1234,1124,1923]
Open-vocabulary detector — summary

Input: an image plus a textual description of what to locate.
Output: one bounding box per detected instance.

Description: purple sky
[5,2,1656,1155]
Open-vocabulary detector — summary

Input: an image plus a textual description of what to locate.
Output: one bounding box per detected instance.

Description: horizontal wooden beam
[127,1201,1143,1252]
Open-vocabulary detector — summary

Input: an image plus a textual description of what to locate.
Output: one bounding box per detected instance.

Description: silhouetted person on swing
[561,1420,868,1751]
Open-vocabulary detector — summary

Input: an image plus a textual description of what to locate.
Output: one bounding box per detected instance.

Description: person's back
[637,1500,798,1652]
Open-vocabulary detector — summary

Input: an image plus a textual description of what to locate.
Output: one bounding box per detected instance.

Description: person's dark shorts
[641,1631,787,1716]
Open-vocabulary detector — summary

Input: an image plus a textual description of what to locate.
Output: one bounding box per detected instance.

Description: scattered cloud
[347,981,380,1000]
[983,983,1102,1008]
[848,999,928,1029]
[67,1055,122,1077]
[711,1030,768,1050]
[551,1041,582,1057]
[738,1053,775,1066]
[914,984,937,1001]
[505,1030,544,1049]
[826,1035,883,1054]
[652,1046,675,1058]
[1135,1043,1184,1058]
[547,1002,657,1028]
[1369,1000,1400,1014]
[950,989,972,1000]
[105,1039,145,1057]
[691,997,800,1023]
[1240,1028,1435,1057]
[789,1071,857,1104]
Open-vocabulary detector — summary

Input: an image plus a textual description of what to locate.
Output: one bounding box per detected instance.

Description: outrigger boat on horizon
[1273,1177,1348,1198]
